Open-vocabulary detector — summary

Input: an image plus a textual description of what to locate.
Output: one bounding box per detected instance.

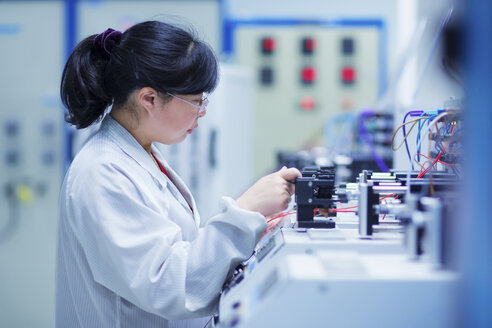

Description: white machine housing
[219,251,459,328]
[219,220,406,316]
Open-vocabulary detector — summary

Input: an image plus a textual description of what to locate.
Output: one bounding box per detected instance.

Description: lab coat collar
[150,148,201,227]
[100,116,200,226]
[101,116,164,184]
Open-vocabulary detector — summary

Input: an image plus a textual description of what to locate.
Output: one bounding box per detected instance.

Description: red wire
[416,153,456,166]
[265,211,296,233]
[266,211,296,223]
[418,140,451,178]
[418,159,434,177]
[266,217,281,224]
[265,219,282,232]
[331,194,396,214]
[379,193,395,200]
[418,152,444,178]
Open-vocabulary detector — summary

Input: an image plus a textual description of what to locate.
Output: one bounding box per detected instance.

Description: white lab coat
[55,116,266,328]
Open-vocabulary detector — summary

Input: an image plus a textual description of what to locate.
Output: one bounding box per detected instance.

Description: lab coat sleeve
[66,160,266,319]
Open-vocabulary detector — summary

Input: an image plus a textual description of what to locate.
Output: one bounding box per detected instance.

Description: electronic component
[295,166,336,228]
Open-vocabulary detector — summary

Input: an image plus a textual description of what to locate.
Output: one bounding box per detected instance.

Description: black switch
[341,38,354,55]
[260,67,274,85]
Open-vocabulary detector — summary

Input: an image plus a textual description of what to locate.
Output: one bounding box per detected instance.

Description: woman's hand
[236,167,302,217]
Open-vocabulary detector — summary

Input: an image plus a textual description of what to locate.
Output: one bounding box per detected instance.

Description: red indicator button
[302,37,316,54]
[305,38,315,51]
[261,37,276,54]
[301,67,316,83]
[300,96,315,111]
[341,67,356,84]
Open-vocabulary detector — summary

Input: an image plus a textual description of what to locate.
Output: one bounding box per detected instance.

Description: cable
[391,116,428,152]
[414,111,450,164]
[416,117,423,161]
[379,193,396,200]
[414,153,456,167]
[416,115,432,162]
[401,110,424,169]
[417,139,451,178]
[266,211,296,223]
[432,125,462,176]
[418,160,433,177]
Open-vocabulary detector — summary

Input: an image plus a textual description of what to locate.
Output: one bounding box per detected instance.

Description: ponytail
[61,32,118,129]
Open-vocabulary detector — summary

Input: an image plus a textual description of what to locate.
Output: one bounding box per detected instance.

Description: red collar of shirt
[151,152,170,179]
[151,152,193,213]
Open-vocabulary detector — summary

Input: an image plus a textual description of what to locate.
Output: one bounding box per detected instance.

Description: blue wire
[416,115,431,161]
[414,114,438,164]
[416,118,422,161]
[402,111,415,169]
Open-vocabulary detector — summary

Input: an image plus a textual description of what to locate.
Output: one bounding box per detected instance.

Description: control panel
[232,22,383,177]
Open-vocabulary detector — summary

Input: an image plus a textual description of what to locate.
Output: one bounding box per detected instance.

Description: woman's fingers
[278,167,302,181]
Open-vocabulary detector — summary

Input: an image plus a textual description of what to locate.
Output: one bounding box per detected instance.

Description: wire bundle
[392,109,460,176]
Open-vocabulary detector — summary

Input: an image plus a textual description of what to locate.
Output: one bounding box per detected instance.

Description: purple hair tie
[93,28,122,58]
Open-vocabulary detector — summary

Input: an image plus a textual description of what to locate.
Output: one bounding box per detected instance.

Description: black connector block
[295,166,336,229]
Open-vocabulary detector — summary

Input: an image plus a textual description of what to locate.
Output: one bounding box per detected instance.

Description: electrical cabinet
[231,22,383,177]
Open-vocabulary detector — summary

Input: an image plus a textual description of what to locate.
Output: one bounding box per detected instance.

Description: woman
[55,21,301,327]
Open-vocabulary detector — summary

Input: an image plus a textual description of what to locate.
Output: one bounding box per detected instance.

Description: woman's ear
[136,87,159,115]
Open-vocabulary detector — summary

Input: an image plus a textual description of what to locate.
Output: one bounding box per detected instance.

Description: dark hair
[61,21,219,129]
